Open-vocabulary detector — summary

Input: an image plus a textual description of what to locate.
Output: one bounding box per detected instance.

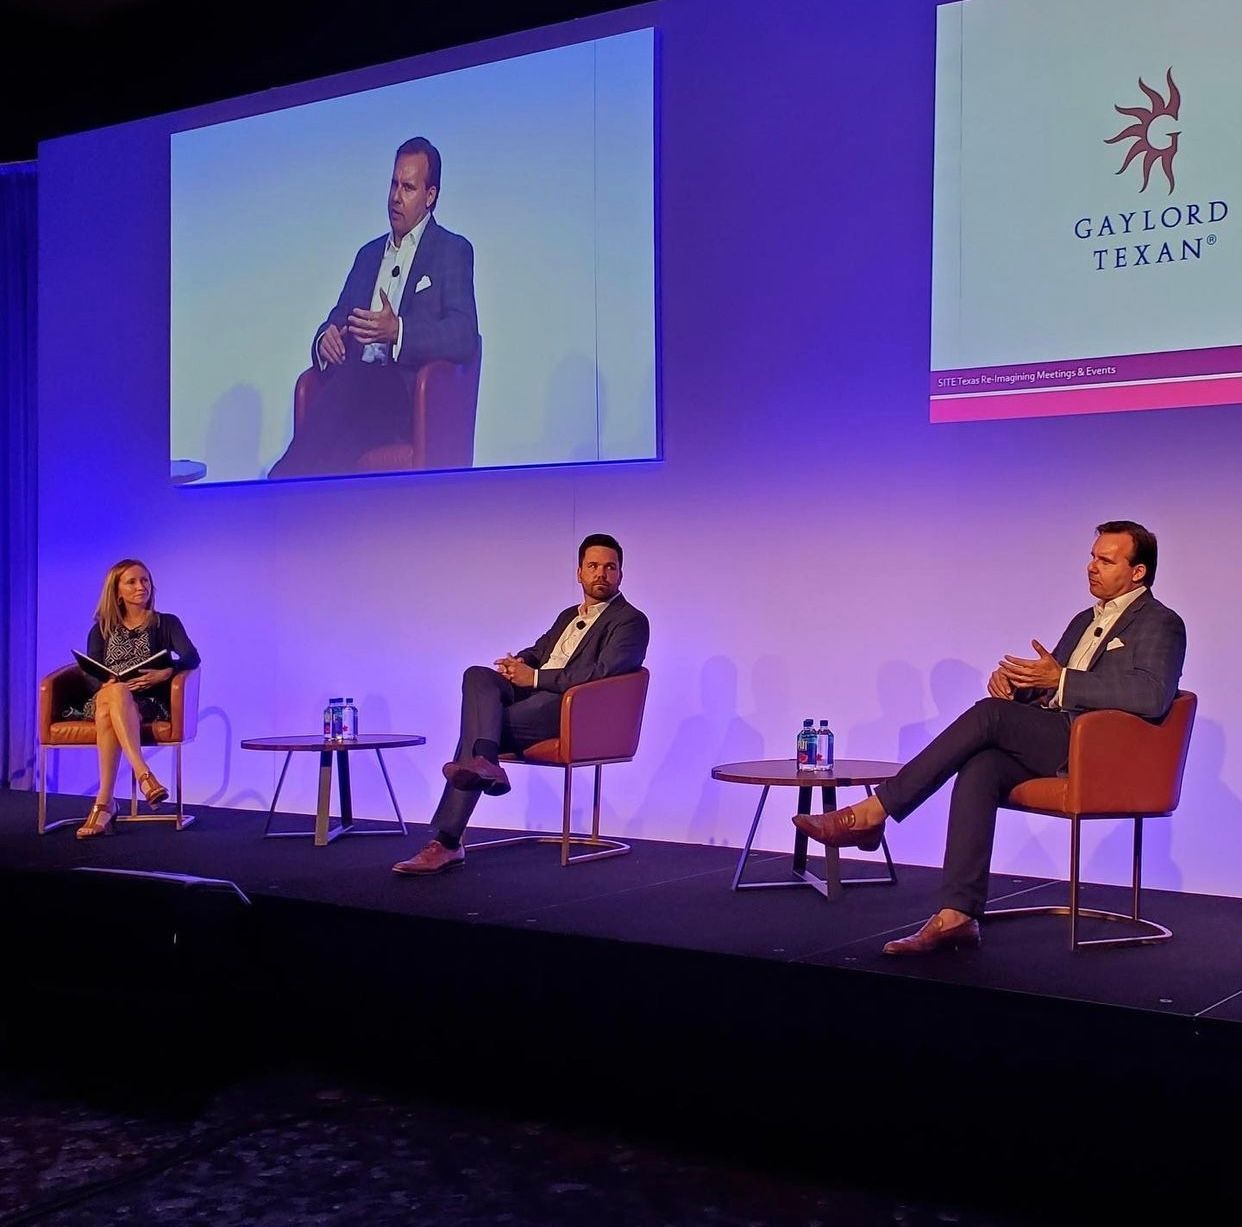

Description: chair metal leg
[116,743,195,828]
[985,814,1171,950]
[37,746,78,834]
[592,764,603,841]
[561,767,573,866]
[173,744,196,830]
[466,759,631,866]
[1068,816,1081,951]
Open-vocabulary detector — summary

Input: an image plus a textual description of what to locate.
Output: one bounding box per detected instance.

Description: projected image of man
[268,137,478,478]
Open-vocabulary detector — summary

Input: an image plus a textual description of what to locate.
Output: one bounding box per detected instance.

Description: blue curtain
[1,162,37,789]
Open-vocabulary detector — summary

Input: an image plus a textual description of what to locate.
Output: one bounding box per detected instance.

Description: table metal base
[262,747,407,847]
[732,781,898,900]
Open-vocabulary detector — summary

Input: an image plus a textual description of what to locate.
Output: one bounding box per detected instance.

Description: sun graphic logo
[1105,69,1181,194]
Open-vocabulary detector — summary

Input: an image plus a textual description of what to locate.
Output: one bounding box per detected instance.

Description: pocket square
[1106,638,1125,651]
[414,275,432,292]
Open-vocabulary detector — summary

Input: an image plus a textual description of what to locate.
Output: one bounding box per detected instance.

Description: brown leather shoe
[882,913,981,956]
[442,756,511,796]
[392,841,466,876]
[792,807,885,851]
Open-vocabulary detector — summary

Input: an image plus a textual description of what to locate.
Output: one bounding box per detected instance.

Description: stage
[4,789,1241,1217]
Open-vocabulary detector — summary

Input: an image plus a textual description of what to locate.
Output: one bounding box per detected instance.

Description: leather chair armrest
[411,337,481,470]
[294,366,327,432]
[40,665,88,739]
[1066,692,1196,815]
[169,669,201,743]
[560,668,650,763]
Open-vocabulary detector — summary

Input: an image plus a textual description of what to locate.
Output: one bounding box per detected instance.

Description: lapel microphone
[576,620,586,630]
[1093,627,1103,637]
[391,266,401,278]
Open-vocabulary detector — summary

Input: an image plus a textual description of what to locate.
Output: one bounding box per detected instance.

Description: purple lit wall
[37,0,1240,895]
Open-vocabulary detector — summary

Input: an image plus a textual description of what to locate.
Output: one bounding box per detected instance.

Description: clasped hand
[989,639,1061,699]
[494,655,535,688]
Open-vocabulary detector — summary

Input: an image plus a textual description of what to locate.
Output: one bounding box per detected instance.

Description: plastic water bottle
[341,697,359,742]
[323,697,344,741]
[815,719,835,773]
[796,718,818,772]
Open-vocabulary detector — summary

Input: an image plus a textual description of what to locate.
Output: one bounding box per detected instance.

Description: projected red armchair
[986,691,1197,951]
[291,336,482,473]
[469,668,650,867]
[37,666,201,835]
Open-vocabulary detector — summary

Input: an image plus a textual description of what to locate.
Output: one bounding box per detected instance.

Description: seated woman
[73,558,201,839]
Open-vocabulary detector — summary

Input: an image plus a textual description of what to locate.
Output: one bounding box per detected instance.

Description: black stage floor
[4,789,1241,1219]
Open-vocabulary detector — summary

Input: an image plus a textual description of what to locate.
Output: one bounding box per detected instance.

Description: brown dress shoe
[882,913,981,956]
[792,807,885,851]
[442,756,511,796]
[392,841,466,876]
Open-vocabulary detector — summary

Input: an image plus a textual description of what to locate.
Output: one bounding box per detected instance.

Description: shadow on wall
[196,706,267,811]
[844,657,1061,880]
[357,691,433,821]
[1086,715,1239,892]
[540,353,601,464]
[203,383,263,483]
[628,655,764,844]
[201,692,434,820]
[846,660,927,759]
[594,359,656,462]
[896,658,985,761]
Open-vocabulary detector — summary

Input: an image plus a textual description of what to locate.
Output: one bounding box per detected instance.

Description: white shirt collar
[579,593,620,619]
[388,212,431,255]
[1093,585,1147,620]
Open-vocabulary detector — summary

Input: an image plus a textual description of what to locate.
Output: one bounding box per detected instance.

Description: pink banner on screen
[930,344,1242,423]
[932,375,1242,423]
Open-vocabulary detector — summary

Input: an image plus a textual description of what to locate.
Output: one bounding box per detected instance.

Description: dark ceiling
[0,0,630,162]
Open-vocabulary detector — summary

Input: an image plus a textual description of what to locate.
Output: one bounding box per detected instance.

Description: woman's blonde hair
[95,558,159,639]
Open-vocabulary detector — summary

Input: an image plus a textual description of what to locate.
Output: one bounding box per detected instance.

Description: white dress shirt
[319,212,430,369]
[532,595,618,688]
[1053,585,1147,706]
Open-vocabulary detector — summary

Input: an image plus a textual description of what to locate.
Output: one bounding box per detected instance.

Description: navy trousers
[430,665,562,843]
[269,359,412,478]
[875,698,1072,917]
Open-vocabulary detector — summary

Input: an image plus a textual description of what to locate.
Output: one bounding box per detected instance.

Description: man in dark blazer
[394,533,650,876]
[795,520,1186,954]
[268,136,478,478]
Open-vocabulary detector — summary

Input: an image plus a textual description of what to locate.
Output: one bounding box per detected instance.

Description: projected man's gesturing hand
[347,288,399,346]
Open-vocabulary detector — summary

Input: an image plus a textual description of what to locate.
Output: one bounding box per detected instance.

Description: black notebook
[72,648,171,684]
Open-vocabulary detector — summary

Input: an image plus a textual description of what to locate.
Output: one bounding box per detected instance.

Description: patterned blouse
[79,625,171,723]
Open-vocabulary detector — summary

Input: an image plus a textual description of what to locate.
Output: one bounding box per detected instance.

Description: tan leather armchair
[292,336,482,473]
[471,668,650,866]
[37,665,201,834]
[987,691,1196,950]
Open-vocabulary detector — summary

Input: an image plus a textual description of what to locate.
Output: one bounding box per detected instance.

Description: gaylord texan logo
[1105,68,1180,194]
[1074,66,1227,273]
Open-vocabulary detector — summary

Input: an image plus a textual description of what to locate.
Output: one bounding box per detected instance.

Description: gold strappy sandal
[76,802,117,839]
[138,772,169,809]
